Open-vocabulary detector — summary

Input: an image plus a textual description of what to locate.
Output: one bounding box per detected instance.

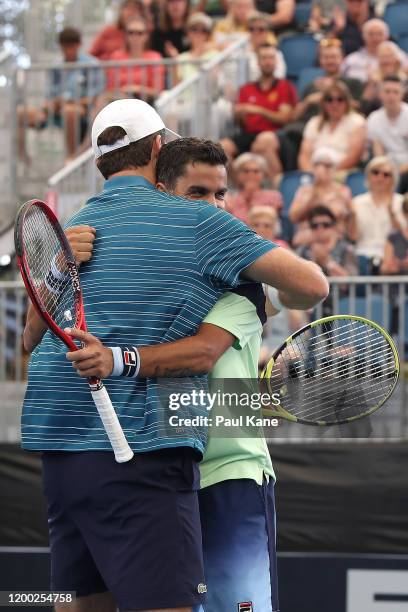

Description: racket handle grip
[90,384,134,463]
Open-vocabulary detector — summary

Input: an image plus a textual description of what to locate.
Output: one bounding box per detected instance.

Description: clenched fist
[65,225,96,266]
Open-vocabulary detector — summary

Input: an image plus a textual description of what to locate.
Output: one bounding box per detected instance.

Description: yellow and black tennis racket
[261,315,399,426]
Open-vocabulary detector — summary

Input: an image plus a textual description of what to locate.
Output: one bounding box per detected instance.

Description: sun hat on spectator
[186,12,213,31]
[92,98,180,158]
[247,12,277,44]
[311,146,341,167]
[248,205,278,222]
[233,152,268,173]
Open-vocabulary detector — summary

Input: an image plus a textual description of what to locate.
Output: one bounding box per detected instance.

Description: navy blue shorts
[198,478,279,612]
[42,449,206,611]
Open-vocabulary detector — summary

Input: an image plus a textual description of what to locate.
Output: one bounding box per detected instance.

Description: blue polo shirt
[21,176,276,455]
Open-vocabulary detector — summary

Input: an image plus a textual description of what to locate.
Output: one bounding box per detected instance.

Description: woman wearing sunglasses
[246,12,286,80]
[349,156,406,268]
[173,12,217,83]
[107,16,165,102]
[226,152,282,223]
[298,79,366,172]
[89,0,147,60]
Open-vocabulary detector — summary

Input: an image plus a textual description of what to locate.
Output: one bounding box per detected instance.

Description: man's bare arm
[243,248,329,309]
[65,323,235,379]
[23,303,48,353]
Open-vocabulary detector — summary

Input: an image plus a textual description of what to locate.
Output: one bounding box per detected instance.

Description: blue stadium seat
[279,170,314,214]
[346,171,366,197]
[278,34,319,81]
[297,67,325,96]
[357,255,371,276]
[294,3,312,29]
[383,3,408,39]
[279,171,313,242]
[398,33,408,53]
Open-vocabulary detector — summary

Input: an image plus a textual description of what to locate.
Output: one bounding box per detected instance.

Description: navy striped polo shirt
[21,176,276,455]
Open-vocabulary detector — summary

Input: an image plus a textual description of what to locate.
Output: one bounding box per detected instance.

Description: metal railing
[31,38,250,221]
[13,55,229,207]
[1,277,407,443]
[46,148,102,224]
[22,0,113,63]
[155,37,250,141]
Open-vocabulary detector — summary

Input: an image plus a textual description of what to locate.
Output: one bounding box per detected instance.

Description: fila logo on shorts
[238,603,253,612]
[197,583,207,594]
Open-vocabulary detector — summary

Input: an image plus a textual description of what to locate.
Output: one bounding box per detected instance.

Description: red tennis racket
[15,199,134,463]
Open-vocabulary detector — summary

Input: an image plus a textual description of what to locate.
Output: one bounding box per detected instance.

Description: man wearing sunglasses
[298,205,357,302]
[367,75,408,194]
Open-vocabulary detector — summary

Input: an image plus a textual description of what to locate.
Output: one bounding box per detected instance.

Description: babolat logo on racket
[67,261,81,293]
[238,603,253,611]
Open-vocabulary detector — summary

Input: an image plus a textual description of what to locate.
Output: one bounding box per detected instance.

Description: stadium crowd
[16,0,408,348]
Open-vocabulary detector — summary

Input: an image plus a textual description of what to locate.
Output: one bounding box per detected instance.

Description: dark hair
[382,75,402,85]
[156,137,227,190]
[96,126,164,179]
[159,0,191,32]
[58,27,81,46]
[117,0,146,29]
[124,16,149,52]
[308,205,336,223]
[318,79,352,130]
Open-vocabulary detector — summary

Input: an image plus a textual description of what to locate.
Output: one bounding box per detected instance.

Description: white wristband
[264,285,285,311]
[110,347,124,376]
[109,346,141,378]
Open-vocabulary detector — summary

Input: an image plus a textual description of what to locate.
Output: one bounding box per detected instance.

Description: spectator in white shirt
[348,156,405,263]
[298,79,366,172]
[341,19,389,83]
[367,75,408,192]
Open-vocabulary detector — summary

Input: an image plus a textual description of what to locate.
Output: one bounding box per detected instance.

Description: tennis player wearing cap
[23,100,328,612]
[66,137,284,612]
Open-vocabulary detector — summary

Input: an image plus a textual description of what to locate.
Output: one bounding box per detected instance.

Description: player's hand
[65,226,96,266]
[65,327,114,379]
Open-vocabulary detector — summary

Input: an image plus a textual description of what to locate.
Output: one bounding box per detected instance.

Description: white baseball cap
[91,98,180,159]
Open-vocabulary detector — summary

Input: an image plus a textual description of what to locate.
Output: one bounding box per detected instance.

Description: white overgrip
[90,384,134,463]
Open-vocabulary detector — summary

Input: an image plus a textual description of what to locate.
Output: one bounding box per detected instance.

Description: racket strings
[22,206,79,330]
[269,319,397,424]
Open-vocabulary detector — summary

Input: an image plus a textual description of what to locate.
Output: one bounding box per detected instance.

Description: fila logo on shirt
[238,603,253,611]
[124,350,137,366]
